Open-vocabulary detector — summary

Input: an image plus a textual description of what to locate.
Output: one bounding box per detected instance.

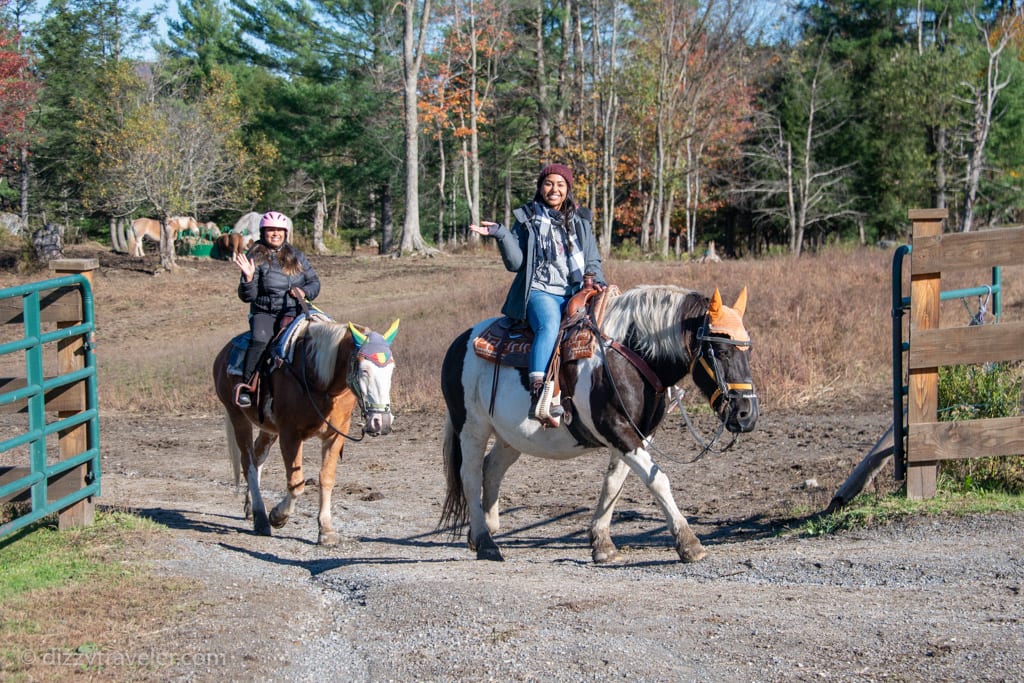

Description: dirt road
[97,409,1023,682]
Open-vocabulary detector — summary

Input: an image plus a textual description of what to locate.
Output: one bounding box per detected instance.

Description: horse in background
[212,316,400,545]
[212,232,252,260]
[440,285,758,564]
[127,216,200,257]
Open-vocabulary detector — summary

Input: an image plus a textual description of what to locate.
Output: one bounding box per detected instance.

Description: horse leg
[243,431,278,535]
[269,433,304,531]
[314,434,347,546]
[459,426,503,561]
[620,446,706,563]
[589,455,631,564]
[242,432,274,516]
[481,440,520,535]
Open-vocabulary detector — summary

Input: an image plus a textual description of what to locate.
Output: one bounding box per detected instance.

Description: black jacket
[237,244,321,318]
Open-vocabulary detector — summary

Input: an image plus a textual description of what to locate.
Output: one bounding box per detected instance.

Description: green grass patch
[0,510,163,599]
[797,488,1024,536]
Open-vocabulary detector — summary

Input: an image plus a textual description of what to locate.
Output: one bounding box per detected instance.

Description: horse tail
[437,327,473,535]
[223,412,242,488]
[438,412,467,535]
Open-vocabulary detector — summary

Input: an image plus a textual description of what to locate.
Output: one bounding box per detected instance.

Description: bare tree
[958,7,1020,233]
[83,67,267,269]
[742,47,858,256]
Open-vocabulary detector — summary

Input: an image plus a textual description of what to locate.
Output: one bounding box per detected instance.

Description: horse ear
[708,288,723,321]
[348,322,368,347]
[732,287,748,318]
[383,318,400,345]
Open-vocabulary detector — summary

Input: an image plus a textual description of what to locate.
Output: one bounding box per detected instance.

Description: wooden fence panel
[905,210,1024,498]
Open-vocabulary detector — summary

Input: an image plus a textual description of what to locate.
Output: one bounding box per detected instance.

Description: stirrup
[532,380,562,427]
[234,382,253,408]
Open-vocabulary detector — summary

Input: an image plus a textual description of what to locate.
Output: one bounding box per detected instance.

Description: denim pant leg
[527,290,567,377]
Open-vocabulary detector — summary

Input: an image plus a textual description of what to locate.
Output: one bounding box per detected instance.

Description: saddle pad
[472,318,532,367]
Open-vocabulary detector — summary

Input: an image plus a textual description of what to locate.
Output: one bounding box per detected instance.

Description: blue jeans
[527,290,567,377]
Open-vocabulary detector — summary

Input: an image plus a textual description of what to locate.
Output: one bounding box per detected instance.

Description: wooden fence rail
[906,210,1024,498]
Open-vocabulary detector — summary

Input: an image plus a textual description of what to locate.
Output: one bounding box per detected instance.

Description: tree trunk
[381,183,393,255]
[399,0,433,254]
[534,0,551,158]
[313,188,327,255]
[159,218,177,270]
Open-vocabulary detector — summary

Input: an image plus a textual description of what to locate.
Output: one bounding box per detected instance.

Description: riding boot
[236,341,266,408]
[528,381,544,421]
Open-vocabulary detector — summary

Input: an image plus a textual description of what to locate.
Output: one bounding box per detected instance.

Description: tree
[80,65,270,269]
[398,0,434,254]
[0,0,39,226]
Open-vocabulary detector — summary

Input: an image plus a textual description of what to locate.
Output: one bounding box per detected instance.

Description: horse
[127,216,200,257]
[212,316,400,544]
[212,232,251,259]
[439,285,758,564]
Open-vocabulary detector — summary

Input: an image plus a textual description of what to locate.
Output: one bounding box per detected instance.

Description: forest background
[1,0,1023,263]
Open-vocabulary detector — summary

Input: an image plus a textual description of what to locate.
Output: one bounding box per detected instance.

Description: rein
[293,337,367,443]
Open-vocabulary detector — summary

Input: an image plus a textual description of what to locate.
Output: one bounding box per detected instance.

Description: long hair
[248,241,305,275]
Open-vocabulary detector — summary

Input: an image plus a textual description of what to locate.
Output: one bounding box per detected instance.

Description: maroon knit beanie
[536,163,573,193]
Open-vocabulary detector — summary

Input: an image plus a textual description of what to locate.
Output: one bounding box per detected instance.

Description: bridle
[675,318,757,460]
[293,333,395,443]
[689,318,756,414]
[345,342,394,421]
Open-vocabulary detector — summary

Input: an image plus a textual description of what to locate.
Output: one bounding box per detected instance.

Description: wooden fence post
[906,210,945,499]
[51,258,98,529]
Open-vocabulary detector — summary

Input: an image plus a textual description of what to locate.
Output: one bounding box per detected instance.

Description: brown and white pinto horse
[440,285,758,564]
[127,216,200,257]
[212,317,399,544]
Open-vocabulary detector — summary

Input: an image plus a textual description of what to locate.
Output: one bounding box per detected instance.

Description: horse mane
[601,285,705,362]
[304,321,349,384]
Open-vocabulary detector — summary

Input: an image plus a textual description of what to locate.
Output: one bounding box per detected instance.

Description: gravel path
[94,412,1024,682]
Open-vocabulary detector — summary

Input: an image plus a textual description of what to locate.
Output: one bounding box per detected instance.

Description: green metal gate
[0,270,100,538]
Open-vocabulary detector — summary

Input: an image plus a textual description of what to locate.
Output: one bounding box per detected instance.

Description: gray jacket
[491,202,605,321]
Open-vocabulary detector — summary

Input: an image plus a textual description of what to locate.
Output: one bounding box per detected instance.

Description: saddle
[229,309,333,414]
[472,282,620,428]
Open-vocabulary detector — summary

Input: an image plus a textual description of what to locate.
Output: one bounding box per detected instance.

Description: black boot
[236,341,266,408]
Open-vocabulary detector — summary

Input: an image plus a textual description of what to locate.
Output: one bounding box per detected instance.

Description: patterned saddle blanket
[471,285,619,368]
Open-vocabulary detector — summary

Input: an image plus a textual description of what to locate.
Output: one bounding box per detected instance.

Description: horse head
[689,287,759,433]
[347,319,400,436]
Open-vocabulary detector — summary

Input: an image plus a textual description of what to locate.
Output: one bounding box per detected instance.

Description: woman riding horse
[232,210,321,407]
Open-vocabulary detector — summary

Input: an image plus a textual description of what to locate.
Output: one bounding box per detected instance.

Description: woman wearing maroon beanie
[469,163,605,422]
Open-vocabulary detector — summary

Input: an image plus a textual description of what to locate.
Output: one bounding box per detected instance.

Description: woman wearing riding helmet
[232,210,321,407]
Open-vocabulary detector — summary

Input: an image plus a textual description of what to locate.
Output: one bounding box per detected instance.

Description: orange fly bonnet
[706,287,749,346]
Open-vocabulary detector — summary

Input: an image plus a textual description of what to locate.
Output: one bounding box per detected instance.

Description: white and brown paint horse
[213,318,399,544]
[127,216,200,257]
[440,285,758,563]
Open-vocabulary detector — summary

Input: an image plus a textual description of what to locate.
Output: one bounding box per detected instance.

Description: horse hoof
[318,530,340,546]
[269,510,289,529]
[679,540,707,563]
[253,512,272,536]
[474,534,504,561]
[477,546,504,562]
[243,502,252,520]
[592,548,623,564]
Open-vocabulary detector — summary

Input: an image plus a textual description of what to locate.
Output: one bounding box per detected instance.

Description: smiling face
[261,227,287,249]
[540,174,568,211]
